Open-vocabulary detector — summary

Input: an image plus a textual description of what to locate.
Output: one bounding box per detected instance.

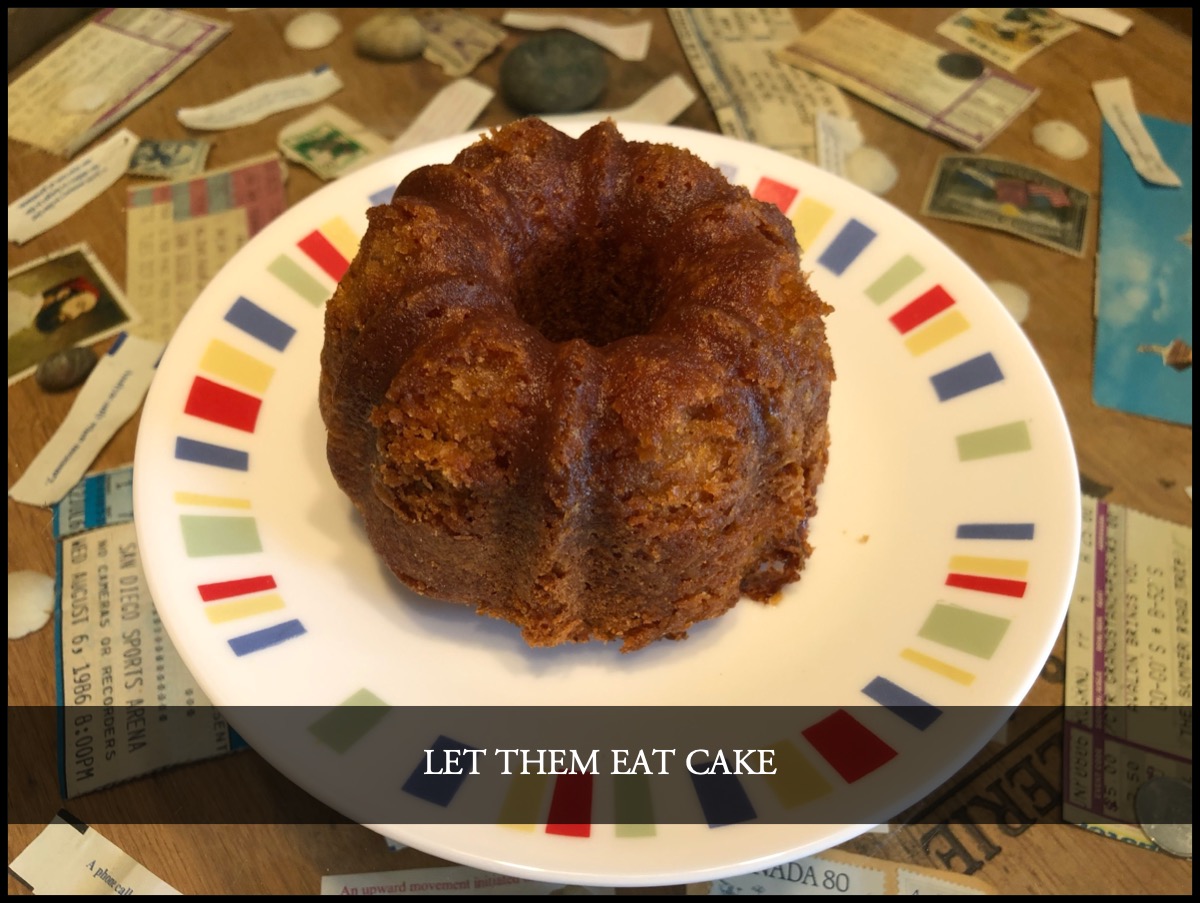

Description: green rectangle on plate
[308,689,388,753]
[865,255,924,304]
[918,603,1010,659]
[956,421,1031,461]
[180,515,262,557]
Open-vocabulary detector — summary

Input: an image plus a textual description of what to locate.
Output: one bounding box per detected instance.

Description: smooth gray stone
[355,11,425,61]
[500,31,607,114]
[937,52,985,80]
[35,346,97,392]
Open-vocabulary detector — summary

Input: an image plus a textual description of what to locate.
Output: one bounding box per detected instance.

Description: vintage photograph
[7,243,139,384]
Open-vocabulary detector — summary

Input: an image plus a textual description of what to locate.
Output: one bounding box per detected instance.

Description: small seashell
[845,146,899,196]
[1032,120,1089,161]
[988,280,1031,324]
[500,31,608,115]
[285,11,342,51]
[35,346,98,392]
[354,11,426,61]
[9,571,55,639]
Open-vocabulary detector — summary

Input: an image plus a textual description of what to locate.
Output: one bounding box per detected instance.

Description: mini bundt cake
[319,117,834,652]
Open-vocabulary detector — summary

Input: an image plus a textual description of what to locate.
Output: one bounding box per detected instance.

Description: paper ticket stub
[125,153,288,344]
[687,848,996,894]
[321,864,615,895]
[777,9,1039,151]
[1062,496,1192,849]
[9,812,180,895]
[7,8,229,158]
[668,8,852,164]
[53,466,241,799]
[52,466,135,539]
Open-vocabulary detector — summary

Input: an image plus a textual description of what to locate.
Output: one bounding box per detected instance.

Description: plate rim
[132,118,1081,886]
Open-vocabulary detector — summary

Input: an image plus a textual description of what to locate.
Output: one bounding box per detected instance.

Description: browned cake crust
[319,117,834,652]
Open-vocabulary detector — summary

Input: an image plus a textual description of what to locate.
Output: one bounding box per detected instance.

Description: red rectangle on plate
[889,285,955,334]
[184,376,262,432]
[753,176,799,213]
[801,709,897,783]
[546,772,592,837]
[946,573,1028,598]
[298,230,350,281]
[198,575,277,601]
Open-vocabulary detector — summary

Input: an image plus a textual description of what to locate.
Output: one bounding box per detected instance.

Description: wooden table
[9,9,1192,894]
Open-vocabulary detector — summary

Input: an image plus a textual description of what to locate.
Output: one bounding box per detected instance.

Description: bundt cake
[319,117,834,652]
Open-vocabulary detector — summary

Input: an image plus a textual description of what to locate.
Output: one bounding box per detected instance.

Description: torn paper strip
[391,78,495,153]
[9,813,180,895]
[1052,8,1133,37]
[8,129,139,245]
[1092,77,1182,187]
[9,334,163,507]
[549,74,697,128]
[178,66,343,130]
[501,11,651,61]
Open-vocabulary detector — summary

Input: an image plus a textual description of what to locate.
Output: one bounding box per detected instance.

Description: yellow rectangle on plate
[199,338,275,394]
[948,555,1029,579]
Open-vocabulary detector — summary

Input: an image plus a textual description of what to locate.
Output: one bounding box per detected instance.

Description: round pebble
[355,11,426,61]
[988,280,1031,324]
[937,52,985,80]
[284,11,342,51]
[500,31,608,115]
[1032,120,1089,161]
[9,571,55,639]
[1136,776,1192,858]
[845,146,899,196]
[35,346,97,392]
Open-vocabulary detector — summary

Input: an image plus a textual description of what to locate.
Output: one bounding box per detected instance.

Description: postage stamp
[127,138,213,179]
[922,155,1090,256]
[278,104,389,180]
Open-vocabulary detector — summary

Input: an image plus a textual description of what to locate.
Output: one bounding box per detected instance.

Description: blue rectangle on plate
[956,522,1035,541]
[930,353,1004,401]
[818,219,876,275]
[688,768,757,827]
[402,735,480,807]
[224,296,296,352]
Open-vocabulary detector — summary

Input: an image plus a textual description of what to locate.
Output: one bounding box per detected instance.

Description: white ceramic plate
[133,121,1080,887]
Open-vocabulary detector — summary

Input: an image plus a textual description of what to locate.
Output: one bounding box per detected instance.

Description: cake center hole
[511,237,664,347]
